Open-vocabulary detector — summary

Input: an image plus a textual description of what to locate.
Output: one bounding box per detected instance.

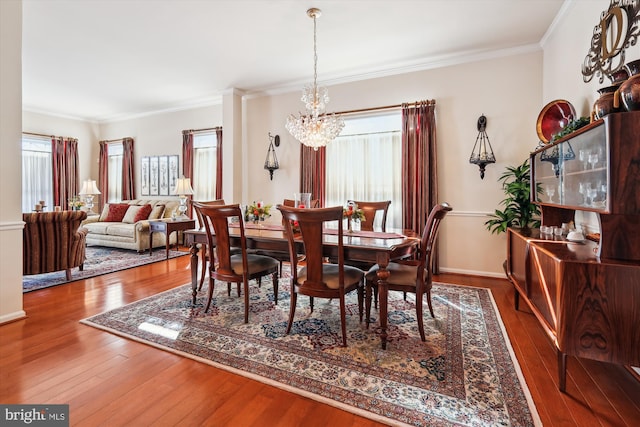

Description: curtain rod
[183,126,222,134]
[23,131,55,138]
[335,100,436,116]
[100,137,132,143]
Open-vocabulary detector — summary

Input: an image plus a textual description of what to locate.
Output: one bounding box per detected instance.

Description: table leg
[190,242,200,305]
[165,231,170,259]
[376,252,391,350]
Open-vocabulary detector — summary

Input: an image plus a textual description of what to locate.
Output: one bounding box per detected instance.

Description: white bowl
[566,231,584,242]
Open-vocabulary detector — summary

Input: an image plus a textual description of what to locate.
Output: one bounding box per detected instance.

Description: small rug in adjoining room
[23,246,189,293]
[81,277,541,426]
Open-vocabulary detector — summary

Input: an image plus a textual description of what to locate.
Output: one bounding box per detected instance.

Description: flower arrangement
[245,201,272,223]
[68,196,85,210]
[343,203,365,222]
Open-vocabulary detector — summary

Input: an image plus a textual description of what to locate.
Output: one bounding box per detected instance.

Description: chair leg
[339,294,348,347]
[227,282,232,296]
[365,281,373,328]
[65,269,71,281]
[415,289,426,342]
[309,296,314,313]
[357,283,364,322]
[198,254,207,291]
[286,289,298,335]
[205,275,215,312]
[373,285,378,309]
[272,272,279,304]
[426,289,435,318]
[243,277,250,323]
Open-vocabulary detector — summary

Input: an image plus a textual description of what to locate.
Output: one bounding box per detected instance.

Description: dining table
[183,223,419,349]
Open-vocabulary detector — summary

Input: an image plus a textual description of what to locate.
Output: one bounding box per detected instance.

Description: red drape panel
[51,137,79,209]
[182,131,194,181]
[65,138,79,202]
[51,137,64,208]
[121,137,135,200]
[401,100,439,270]
[98,141,109,210]
[300,145,326,207]
[215,127,223,200]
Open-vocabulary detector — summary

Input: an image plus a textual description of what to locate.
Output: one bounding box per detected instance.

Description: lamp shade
[173,176,194,196]
[78,179,101,195]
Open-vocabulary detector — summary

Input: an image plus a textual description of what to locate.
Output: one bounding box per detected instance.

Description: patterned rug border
[23,246,189,293]
[80,282,542,427]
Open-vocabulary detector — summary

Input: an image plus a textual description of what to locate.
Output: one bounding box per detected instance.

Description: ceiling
[22,0,566,123]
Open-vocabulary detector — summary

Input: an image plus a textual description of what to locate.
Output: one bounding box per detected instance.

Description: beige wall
[0,0,25,323]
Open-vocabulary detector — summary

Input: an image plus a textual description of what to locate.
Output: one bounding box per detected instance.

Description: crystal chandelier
[286,8,344,151]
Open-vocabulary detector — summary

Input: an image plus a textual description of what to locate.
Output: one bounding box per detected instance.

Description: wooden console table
[149,219,196,259]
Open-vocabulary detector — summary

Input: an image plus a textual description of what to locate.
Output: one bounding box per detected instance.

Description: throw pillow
[148,204,165,220]
[99,204,111,221]
[122,205,151,223]
[104,203,130,222]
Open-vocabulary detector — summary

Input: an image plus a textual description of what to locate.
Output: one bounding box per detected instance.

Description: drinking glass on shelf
[579,149,588,170]
[587,185,598,207]
[545,184,556,203]
[588,152,599,169]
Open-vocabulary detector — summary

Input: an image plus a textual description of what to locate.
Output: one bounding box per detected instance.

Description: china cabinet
[506,111,640,392]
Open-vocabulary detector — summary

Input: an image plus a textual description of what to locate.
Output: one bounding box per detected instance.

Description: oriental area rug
[81,274,541,426]
[23,246,188,293]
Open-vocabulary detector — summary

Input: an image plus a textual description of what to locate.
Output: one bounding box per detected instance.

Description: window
[22,135,52,212]
[193,132,218,201]
[108,142,123,202]
[325,112,402,228]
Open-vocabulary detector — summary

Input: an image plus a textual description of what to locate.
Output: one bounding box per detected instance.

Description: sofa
[82,199,181,252]
[23,210,89,280]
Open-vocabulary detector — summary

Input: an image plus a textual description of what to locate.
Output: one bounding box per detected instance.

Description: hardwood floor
[1,252,639,426]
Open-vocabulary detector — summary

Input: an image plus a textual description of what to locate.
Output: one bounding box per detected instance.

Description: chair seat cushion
[298,264,363,289]
[365,262,426,287]
[230,254,279,275]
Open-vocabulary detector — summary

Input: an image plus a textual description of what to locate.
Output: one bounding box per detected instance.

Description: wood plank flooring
[1,252,639,426]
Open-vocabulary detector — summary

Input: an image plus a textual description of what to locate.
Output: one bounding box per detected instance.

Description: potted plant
[485,159,541,234]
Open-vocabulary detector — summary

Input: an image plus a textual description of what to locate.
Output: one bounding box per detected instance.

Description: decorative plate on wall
[536,99,576,144]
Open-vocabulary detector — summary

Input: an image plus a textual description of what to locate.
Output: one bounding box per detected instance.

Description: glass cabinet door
[532,123,609,212]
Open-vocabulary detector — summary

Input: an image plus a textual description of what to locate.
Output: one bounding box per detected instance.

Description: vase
[619,59,640,112]
[593,84,622,119]
[348,218,353,233]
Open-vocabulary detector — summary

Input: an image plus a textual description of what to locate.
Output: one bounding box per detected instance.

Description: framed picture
[149,156,159,196]
[159,156,169,196]
[141,157,150,196]
[168,155,179,194]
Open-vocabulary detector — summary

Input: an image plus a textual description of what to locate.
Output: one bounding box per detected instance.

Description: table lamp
[78,179,101,214]
[173,176,194,219]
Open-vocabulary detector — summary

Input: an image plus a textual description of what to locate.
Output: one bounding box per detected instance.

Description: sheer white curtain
[22,139,53,212]
[107,143,123,202]
[326,131,402,228]
[193,133,217,201]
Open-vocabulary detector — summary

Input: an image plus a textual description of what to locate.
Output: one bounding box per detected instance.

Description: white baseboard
[0,310,27,325]
[439,267,506,279]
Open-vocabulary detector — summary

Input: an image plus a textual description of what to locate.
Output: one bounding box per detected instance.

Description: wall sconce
[264,133,280,180]
[469,115,496,179]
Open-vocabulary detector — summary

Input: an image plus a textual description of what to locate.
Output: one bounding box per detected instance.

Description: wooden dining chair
[278,204,364,347]
[345,200,392,307]
[193,202,280,323]
[351,200,391,232]
[365,202,452,341]
[193,199,226,291]
[253,198,320,276]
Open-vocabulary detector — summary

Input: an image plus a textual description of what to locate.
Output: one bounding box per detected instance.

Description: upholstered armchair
[23,211,89,280]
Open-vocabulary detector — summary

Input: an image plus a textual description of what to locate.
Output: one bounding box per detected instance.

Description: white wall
[0,0,25,323]
[245,51,544,276]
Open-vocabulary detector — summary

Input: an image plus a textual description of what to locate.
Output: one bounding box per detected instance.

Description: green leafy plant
[485,159,541,234]
[551,116,590,142]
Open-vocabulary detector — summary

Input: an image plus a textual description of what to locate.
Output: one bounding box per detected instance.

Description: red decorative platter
[536,99,576,143]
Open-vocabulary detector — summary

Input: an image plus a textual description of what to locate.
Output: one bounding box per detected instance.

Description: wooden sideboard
[506,228,640,391]
[506,111,640,392]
